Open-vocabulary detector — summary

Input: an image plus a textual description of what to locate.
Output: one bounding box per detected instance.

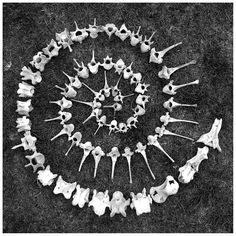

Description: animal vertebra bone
[16,116,31,132]
[113,93,134,104]
[122,147,134,184]
[130,26,142,46]
[178,146,209,183]
[135,142,155,180]
[160,112,199,126]
[62,71,82,89]
[87,50,100,74]
[56,28,73,52]
[45,111,72,125]
[16,99,33,116]
[17,82,35,97]
[147,134,175,163]
[123,62,133,79]
[130,72,142,85]
[133,105,146,117]
[103,23,118,38]
[126,116,138,129]
[163,97,197,112]
[78,141,95,172]
[37,165,58,186]
[30,52,49,72]
[135,83,150,94]
[25,151,45,173]
[136,94,150,108]
[158,60,196,80]
[130,188,152,216]
[155,126,194,141]
[65,132,82,156]
[82,108,102,124]
[105,120,119,135]
[20,66,42,85]
[94,115,107,135]
[150,176,179,203]
[12,131,37,151]
[149,42,182,64]
[140,32,156,53]
[55,84,77,98]
[88,190,110,216]
[117,122,128,133]
[100,71,111,97]
[72,185,90,208]
[114,59,126,75]
[91,146,105,178]
[53,175,77,199]
[196,118,222,152]
[50,97,72,111]
[51,124,74,141]
[110,191,130,217]
[107,147,120,180]
[87,18,103,39]
[162,79,199,95]
[73,60,89,79]
[42,39,61,59]
[70,21,88,43]
[101,55,114,70]
[115,23,131,41]
[82,82,105,101]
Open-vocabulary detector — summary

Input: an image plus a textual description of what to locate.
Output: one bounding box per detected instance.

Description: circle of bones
[13,19,222,217]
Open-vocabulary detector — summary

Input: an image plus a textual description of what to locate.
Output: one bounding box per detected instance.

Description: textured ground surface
[3,3,233,233]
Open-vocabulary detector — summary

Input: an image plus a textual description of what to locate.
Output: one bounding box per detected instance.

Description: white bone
[130,72,142,85]
[178,146,209,183]
[155,126,194,141]
[163,79,199,95]
[42,39,61,59]
[107,147,120,180]
[82,82,105,101]
[163,97,197,112]
[140,32,155,53]
[16,99,33,116]
[51,124,74,141]
[55,84,77,98]
[12,131,37,151]
[115,23,131,41]
[122,147,134,184]
[135,142,155,180]
[82,108,102,124]
[150,176,179,203]
[114,59,126,75]
[110,191,130,217]
[72,99,102,109]
[117,122,128,133]
[103,23,118,38]
[88,189,110,216]
[91,146,105,178]
[123,62,133,79]
[158,60,196,80]
[147,134,174,163]
[62,71,82,89]
[87,18,103,39]
[55,28,73,52]
[99,71,111,97]
[44,111,72,125]
[101,55,114,70]
[126,116,138,129]
[20,66,42,85]
[37,165,58,186]
[136,94,150,108]
[104,103,122,117]
[111,74,122,96]
[94,115,107,135]
[133,105,146,117]
[73,60,89,79]
[78,141,95,172]
[65,132,82,156]
[70,21,89,43]
[196,118,222,152]
[130,188,152,216]
[25,151,45,173]
[53,175,77,199]
[16,116,31,132]
[30,52,49,72]
[105,120,119,135]
[160,112,199,126]
[72,185,90,208]
[113,93,134,104]
[149,42,182,64]
[50,97,72,111]
[87,50,100,74]
[130,26,142,46]
[135,83,150,94]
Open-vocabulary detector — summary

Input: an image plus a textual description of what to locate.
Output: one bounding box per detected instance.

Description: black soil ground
[3,3,233,233]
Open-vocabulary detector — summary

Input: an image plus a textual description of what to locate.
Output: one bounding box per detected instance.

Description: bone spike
[74,21,79,30]
[55,85,64,91]
[148,31,156,41]
[163,129,194,141]
[168,60,197,75]
[168,117,199,125]
[82,82,97,95]
[11,143,23,149]
[65,142,75,156]
[111,159,116,180]
[82,113,94,124]
[127,157,132,184]
[44,117,60,122]
[158,42,182,58]
[71,99,93,107]
[137,26,141,34]
[51,131,64,141]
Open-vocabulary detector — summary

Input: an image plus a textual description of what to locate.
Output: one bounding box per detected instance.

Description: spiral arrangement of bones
[12,19,222,217]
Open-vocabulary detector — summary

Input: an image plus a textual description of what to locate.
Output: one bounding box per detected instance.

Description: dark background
[3,3,233,233]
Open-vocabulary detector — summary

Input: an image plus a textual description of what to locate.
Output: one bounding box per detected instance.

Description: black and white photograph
[3,2,233,233]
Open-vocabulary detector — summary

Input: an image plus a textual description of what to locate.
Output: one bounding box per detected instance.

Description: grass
[3,3,233,233]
